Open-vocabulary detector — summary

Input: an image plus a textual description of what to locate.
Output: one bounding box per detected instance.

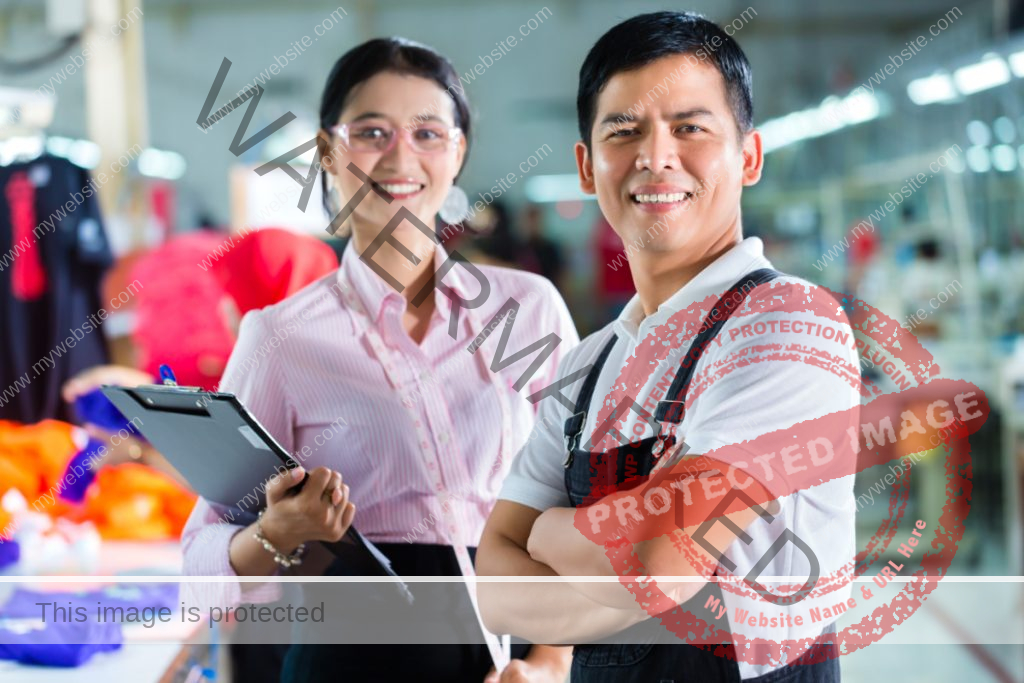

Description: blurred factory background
[0,0,1023,681]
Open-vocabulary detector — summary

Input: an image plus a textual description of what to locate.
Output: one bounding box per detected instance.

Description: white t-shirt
[499,237,860,679]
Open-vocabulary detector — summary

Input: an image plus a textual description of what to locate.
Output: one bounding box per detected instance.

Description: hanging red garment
[129,228,338,390]
[212,227,339,315]
[4,172,47,301]
[128,232,236,391]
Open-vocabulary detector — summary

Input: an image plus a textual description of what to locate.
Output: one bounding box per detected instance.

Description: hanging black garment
[0,154,112,424]
[562,269,840,682]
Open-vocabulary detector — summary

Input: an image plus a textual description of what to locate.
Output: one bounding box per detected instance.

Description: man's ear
[574,141,596,195]
[741,129,764,187]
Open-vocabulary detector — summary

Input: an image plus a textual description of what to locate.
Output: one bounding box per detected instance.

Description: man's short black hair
[577,11,753,145]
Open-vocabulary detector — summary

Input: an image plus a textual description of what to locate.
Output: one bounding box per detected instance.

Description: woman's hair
[318,37,472,219]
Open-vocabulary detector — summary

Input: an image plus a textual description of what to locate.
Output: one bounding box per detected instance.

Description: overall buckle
[563,411,586,468]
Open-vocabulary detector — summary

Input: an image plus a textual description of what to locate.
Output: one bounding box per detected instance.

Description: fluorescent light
[992,144,1017,172]
[42,136,186,180]
[994,116,1017,142]
[68,139,101,169]
[966,146,991,173]
[524,174,593,203]
[760,91,884,153]
[907,72,958,105]
[954,54,1011,95]
[840,90,881,125]
[1009,50,1024,78]
[966,120,991,146]
[138,148,187,180]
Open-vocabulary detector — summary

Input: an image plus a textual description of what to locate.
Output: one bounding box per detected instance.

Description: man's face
[575,54,763,258]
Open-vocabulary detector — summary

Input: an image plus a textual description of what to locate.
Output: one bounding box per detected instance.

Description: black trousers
[280,543,529,683]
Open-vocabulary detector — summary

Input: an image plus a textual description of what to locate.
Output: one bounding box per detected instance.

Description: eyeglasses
[331,121,462,154]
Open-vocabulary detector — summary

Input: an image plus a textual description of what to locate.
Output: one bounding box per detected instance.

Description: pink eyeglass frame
[329,122,462,154]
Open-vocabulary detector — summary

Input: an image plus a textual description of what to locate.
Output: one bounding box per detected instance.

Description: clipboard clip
[158,364,178,386]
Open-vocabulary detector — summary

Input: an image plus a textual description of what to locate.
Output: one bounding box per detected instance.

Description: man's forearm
[477,532,649,642]
[528,508,707,610]
[525,506,643,609]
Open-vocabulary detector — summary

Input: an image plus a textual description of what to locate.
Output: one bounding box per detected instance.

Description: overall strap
[654,268,781,425]
[563,333,618,453]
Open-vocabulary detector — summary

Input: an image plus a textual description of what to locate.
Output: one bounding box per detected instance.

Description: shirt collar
[339,239,473,324]
[614,237,773,341]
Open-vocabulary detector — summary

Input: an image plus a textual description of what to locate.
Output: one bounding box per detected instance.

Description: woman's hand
[259,466,356,551]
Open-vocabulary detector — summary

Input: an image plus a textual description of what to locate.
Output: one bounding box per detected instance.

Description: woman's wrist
[258,508,303,555]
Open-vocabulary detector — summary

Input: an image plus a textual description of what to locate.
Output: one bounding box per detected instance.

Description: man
[478,11,859,682]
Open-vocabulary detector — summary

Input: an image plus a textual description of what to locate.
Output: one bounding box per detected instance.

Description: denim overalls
[562,269,840,682]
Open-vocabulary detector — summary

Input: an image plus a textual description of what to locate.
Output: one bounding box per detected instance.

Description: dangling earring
[326,184,353,237]
[327,185,342,214]
[438,185,472,224]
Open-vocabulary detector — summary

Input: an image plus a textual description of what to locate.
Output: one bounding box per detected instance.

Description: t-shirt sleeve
[499,331,604,512]
[682,305,861,501]
[498,380,572,511]
[525,279,580,407]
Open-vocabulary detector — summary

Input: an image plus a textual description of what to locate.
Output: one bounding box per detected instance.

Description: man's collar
[614,237,773,341]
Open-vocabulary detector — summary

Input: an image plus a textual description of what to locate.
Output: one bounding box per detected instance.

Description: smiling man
[478,11,859,683]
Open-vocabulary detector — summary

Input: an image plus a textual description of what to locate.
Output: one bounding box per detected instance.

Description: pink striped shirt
[180,241,578,603]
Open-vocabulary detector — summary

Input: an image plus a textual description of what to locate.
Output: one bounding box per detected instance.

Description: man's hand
[482,645,570,683]
[62,364,154,402]
[61,364,195,487]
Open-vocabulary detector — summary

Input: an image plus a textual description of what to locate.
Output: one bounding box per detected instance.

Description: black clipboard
[100,383,414,604]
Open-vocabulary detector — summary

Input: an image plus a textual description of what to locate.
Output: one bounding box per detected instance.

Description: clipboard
[100,382,414,604]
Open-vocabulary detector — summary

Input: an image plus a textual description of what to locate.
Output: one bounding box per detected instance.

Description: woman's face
[322,71,466,247]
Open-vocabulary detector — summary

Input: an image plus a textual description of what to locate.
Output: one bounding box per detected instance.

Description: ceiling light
[907,72,958,105]
[954,54,1011,95]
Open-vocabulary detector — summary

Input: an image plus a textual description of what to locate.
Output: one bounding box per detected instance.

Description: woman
[181,37,576,682]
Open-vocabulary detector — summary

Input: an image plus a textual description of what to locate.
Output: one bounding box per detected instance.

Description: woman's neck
[351,225,437,341]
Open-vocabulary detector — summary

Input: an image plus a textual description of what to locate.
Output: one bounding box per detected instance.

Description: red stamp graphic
[573,280,986,666]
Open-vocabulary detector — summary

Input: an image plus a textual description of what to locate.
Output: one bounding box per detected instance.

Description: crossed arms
[476,458,771,644]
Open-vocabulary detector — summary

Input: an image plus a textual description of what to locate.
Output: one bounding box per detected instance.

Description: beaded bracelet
[254,509,306,568]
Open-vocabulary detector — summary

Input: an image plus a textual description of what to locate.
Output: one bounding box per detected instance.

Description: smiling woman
[181,36,577,683]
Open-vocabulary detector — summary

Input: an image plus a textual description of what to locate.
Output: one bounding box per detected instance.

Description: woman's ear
[574,141,596,195]
[453,131,468,181]
[318,129,341,177]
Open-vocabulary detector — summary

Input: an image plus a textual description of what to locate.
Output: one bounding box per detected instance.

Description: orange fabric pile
[0,420,195,540]
[79,464,196,540]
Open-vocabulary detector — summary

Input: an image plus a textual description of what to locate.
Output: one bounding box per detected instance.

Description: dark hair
[577,11,753,145]
[318,37,472,215]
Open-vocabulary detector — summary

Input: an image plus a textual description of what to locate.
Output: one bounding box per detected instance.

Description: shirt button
[427,462,436,469]
[436,483,443,492]
[438,433,450,444]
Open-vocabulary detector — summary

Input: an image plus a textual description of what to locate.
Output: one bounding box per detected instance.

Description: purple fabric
[57,437,104,503]
[0,619,122,667]
[2,584,179,618]
[0,541,18,569]
[62,386,153,502]
[73,388,146,441]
